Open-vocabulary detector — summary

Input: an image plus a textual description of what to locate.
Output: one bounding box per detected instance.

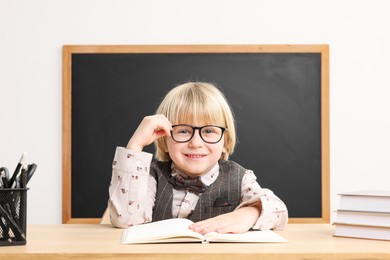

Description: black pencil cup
[0,188,28,246]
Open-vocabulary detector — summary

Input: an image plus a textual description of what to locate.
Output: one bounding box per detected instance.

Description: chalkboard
[62,45,329,224]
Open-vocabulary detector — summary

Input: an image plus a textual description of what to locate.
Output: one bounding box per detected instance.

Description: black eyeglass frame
[170,124,227,144]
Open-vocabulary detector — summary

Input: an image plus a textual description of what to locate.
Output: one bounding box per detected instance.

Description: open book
[121,218,287,244]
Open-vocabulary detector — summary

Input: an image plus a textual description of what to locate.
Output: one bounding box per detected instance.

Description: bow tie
[168,174,207,194]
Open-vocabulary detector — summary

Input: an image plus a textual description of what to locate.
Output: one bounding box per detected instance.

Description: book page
[121,218,287,244]
[121,218,204,244]
[204,230,287,243]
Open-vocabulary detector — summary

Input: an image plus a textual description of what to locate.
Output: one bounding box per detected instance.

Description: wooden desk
[1,224,389,259]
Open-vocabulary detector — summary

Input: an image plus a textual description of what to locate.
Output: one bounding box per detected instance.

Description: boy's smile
[184,153,207,159]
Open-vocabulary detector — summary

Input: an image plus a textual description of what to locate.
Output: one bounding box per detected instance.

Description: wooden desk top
[1,224,389,259]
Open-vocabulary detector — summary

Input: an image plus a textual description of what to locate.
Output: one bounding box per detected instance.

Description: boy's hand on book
[189,205,261,235]
[127,114,172,151]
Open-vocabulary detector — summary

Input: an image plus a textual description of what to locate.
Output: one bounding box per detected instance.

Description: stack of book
[333,190,390,241]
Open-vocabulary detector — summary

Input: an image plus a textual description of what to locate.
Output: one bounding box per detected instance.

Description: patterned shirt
[108,147,288,230]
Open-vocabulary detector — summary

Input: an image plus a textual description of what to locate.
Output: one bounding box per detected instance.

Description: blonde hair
[155,82,236,161]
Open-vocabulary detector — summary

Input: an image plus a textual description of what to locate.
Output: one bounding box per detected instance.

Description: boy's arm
[108,147,156,228]
[237,170,288,231]
[189,170,288,235]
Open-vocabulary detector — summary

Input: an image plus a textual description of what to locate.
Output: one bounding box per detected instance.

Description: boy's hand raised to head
[189,204,262,235]
[126,114,172,152]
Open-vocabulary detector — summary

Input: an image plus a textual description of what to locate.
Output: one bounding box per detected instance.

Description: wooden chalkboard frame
[62,45,329,224]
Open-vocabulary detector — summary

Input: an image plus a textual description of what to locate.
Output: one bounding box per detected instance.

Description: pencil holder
[0,188,28,246]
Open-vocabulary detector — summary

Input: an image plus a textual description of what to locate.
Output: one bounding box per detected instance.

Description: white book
[335,210,390,227]
[121,218,287,244]
[338,190,390,213]
[334,223,390,241]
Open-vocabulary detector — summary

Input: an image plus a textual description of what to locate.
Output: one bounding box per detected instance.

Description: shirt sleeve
[236,169,288,231]
[108,147,156,228]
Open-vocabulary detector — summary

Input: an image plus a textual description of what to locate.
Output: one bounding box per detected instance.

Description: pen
[26,163,37,184]
[20,165,28,188]
[8,152,27,188]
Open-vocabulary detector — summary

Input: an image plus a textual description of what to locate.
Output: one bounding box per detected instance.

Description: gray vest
[150,160,246,222]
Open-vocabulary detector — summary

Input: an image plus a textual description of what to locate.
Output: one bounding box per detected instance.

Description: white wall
[1,0,389,224]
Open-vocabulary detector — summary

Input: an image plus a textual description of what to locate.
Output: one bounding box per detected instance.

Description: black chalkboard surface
[62,45,329,223]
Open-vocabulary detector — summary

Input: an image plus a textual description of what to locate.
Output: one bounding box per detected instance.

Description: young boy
[108,82,288,234]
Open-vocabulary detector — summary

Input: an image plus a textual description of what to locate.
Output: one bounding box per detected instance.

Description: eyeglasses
[171,124,227,144]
